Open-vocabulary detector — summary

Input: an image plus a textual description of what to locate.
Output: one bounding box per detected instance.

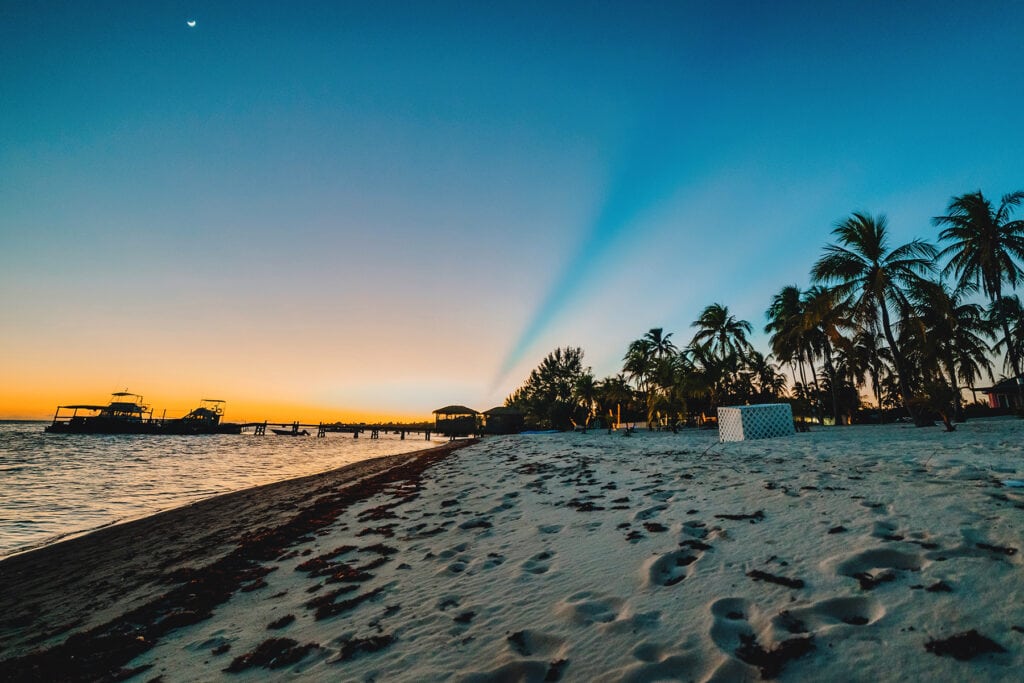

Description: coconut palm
[623,338,654,397]
[691,303,753,363]
[596,374,635,427]
[573,372,599,427]
[934,190,1024,403]
[643,327,678,359]
[810,212,936,424]
[802,285,851,423]
[907,279,994,420]
[990,295,1024,377]
[745,350,787,402]
[765,285,809,396]
[847,329,895,417]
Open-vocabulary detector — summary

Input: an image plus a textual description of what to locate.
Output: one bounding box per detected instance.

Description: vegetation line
[504,189,1024,431]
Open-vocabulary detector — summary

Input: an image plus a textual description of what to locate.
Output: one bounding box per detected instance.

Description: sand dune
[2,419,1023,681]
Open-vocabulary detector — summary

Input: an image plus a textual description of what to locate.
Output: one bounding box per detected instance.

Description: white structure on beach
[717,403,795,442]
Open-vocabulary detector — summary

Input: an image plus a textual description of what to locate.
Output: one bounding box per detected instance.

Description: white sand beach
[2,419,1023,681]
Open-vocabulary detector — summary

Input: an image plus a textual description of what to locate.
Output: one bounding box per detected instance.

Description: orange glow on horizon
[0,390,434,425]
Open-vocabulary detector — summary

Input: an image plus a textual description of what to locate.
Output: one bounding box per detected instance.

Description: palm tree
[935,190,1024,406]
[990,295,1024,378]
[802,285,850,423]
[765,285,808,396]
[573,372,599,427]
[810,212,936,424]
[691,303,753,363]
[596,374,636,428]
[907,279,994,420]
[745,350,787,402]
[643,327,677,359]
[845,329,894,418]
[623,338,654,395]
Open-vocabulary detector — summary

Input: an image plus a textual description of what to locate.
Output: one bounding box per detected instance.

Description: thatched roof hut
[432,405,478,437]
[482,406,524,435]
[433,405,478,417]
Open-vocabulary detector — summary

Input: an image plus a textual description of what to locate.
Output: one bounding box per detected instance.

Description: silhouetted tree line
[507,189,1024,431]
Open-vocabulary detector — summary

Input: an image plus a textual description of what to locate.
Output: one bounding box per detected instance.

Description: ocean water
[0,421,440,558]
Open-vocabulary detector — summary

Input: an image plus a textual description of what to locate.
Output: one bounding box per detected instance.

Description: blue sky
[2,1,1023,418]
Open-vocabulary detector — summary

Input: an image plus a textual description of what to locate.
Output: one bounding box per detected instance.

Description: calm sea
[0,421,440,559]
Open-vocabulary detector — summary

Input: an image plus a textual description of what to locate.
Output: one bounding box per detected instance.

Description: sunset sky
[2,1,1023,421]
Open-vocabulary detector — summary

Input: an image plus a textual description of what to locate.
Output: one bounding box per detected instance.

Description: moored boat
[270,427,310,436]
[45,394,242,435]
[161,399,243,435]
[45,392,160,434]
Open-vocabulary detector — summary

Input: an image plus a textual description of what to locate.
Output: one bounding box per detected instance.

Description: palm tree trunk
[806,348,824,425]
[946,355,964,422]
[870,357,883,423]
[822,339,840,424]
[795,353,809,423]
[991,284,1024,409]
[998,316,1024,409]
[879,302,928,425]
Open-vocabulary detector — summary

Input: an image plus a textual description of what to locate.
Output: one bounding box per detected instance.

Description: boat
[45,394,243,435]
[270,426,310,437]
[45,392,160,434]
[161,399,243,435]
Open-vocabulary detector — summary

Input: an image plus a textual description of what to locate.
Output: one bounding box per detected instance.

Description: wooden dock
[238,421,433,440]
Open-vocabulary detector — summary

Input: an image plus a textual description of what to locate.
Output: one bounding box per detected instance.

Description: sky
[2,1,1023,421]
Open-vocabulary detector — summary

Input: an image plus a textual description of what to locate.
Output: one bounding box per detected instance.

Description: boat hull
[45,419,243,435]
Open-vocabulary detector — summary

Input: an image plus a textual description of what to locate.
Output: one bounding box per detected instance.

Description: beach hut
[432,405,479,437]
[979,376,1023,409]
[482,406,524,435]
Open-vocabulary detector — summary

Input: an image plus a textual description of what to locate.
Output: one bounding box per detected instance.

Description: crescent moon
[187,20,196,27]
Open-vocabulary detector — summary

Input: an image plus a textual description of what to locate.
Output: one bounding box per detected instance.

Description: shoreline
[0,440,474,670]
[0,423,445,560]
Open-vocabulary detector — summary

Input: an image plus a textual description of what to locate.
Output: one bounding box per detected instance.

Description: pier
[241,421,433,440]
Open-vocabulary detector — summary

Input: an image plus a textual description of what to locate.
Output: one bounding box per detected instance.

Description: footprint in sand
[486,491,520,515]
[871,519,905,542]
[924,528,1022,563]
[708,597,758,653]
[555,591,624,626]
[521,550,555,575]
[646,544,708,587]
[773,596,885,632]
[829,547,926,590]
[480,552,506,570]
[634,504,668,521]
[599,609,663,636]
[681,520,710,539]
[707,597,816,679]
[438,542,472,559]
[505,628,566,657]
[608,646,706,682]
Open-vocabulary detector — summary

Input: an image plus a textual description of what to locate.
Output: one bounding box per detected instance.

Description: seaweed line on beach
[0,440,474,682]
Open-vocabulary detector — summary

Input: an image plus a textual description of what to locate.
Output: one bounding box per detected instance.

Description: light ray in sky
[492,115,689,389]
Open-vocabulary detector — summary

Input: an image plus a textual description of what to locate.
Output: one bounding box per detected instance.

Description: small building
[432,405,479,437]
[482,406,525,435]
[980,376,1023,409]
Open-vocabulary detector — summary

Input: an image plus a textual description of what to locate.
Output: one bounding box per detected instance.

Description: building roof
[483,406,523,416]
[979,376,1023,393]
[432,405,478,415]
